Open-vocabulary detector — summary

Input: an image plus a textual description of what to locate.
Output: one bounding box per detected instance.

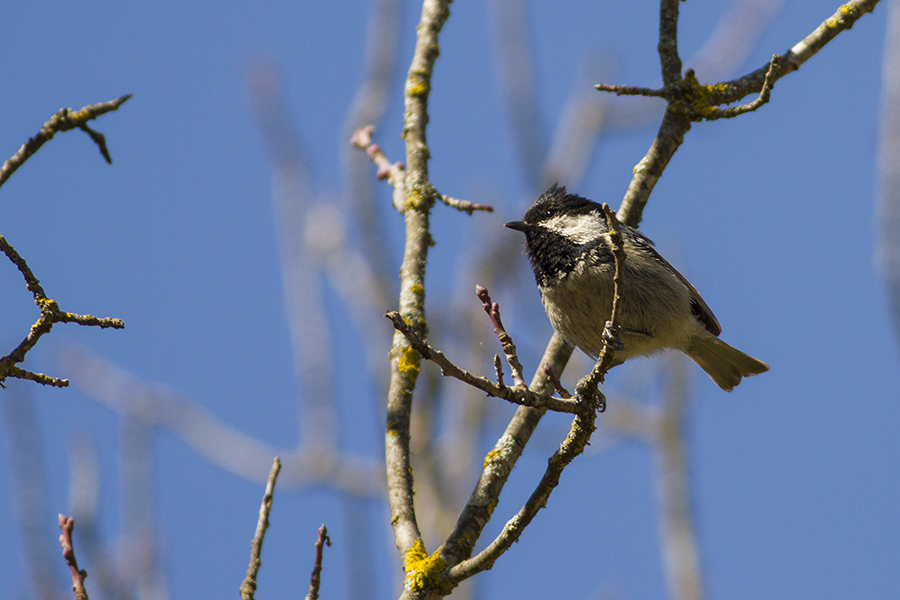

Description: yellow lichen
[404,540,449,592]
[398,345,420,384]
[410,283,425,296]
[666,72,733,121]
[406,70,431,97]
[483,449,501,469]
[405,189,423,209]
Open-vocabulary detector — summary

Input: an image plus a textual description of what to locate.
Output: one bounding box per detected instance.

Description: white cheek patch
[543,212,605,245]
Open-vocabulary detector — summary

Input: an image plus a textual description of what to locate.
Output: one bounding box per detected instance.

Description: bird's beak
[504,221,531,232]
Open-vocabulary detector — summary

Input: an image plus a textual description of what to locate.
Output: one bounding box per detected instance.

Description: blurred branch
[687,0,785,82]
[62,347,384,496]
[489,0,549,186]
[245,59,338,451]
[304,525,331,600]
[350,125,406,212]
[879,0,900,346]
[120,416,167,600]
[2,386,62,600]
[58,515,90,600]
[342,0,403,302]
[67,436,135,600]
[0,94,131,189]
[241,458,282,600]
[654,358,704,600]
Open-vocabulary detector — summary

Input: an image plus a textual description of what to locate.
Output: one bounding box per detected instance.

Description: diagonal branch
[240,458,282,600]
[0,95,131,190]
[385,311,582,415]
[444,207,628,583]
[0,235,124,388]
[612,0,881,227]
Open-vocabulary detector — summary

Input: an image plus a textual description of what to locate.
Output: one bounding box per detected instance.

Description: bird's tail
[684,335,769,392]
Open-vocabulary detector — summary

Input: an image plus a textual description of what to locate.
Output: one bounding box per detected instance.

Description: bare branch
[383,0,453,566]
[587,204,627,388]
[614,0,881,227]
[304,525,331,600]
[658,0,684,85]
[385,311,582,415]
[0,235,124,387]
[350,125,406,212]
[595,84,667,98]
[543,365,571,399]
[58,515,90,600]
[697,55,780,121]
[241,458,282,600]
[475,285,526,388]
[0,95,131,189]
[437,332,573,570]
[438,194,494,214]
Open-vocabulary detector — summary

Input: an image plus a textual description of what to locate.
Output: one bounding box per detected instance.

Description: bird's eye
[544,208,557,218]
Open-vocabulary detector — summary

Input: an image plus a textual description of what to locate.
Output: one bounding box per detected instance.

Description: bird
[505,185,768,392]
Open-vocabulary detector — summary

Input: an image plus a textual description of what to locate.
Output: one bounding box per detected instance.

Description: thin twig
[58,515,90,600]
[240,458,282,600]
[476,285,526,388]
[350,125,406,213]
[588,204,627,385]
[304,525,332,600]
[0,95,131,190]
[0,95,129,387]
[699,55,780,120]
[543,365,571,399]
[438,194,494,214]
[493,354,505,387]
[385,311,582,414]
[0,235,124,388]
[595,84,667,98]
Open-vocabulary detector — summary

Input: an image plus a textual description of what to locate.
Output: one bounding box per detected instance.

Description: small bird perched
[505,185,768,392]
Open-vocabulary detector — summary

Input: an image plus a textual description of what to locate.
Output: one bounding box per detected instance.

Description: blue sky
[0,1,896,599]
